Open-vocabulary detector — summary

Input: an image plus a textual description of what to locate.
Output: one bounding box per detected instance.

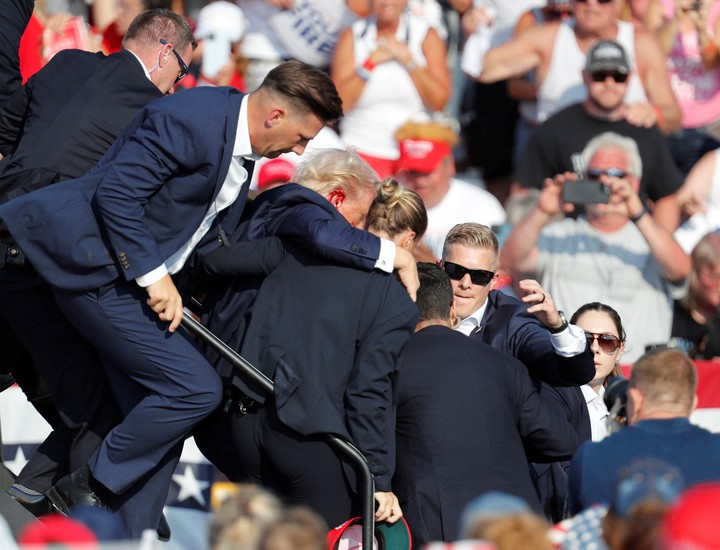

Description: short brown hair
[442,223,499,268]
[123,9,194,52]
[259,60,343,124]
[630,349,697,414]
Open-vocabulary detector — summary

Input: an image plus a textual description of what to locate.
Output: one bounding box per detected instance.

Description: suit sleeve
[92,109,216,281]
[511,357,583,463]
[272,202,382,271]
[344,279,418,490]
[202,237,285,278]
[0,82,29,156]
[510,315,595,386]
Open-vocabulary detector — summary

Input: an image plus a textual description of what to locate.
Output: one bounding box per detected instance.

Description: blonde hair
[293,149,379,203]
[442,223,499,268]
[366,178,428,240]
[681,232,720,318]
[210,485,284,550]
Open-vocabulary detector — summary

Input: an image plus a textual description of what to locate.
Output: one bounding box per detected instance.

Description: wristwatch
[548,310,568,334]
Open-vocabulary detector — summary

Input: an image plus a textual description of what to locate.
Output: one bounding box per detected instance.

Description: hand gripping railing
[181,308,376,549]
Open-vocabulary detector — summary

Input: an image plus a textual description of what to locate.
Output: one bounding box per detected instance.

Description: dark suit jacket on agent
[471,290,594,521]
[197,243,418,528]
[0,0,33,102]
[0,47,163,496]
[0,87,250,536]
[394,326,581,547]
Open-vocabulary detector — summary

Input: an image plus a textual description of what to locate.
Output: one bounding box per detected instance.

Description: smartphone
[562,180,611,204]
[202,33,232,79]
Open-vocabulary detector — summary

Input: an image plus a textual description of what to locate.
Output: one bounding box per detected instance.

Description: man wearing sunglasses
[441,222,594,388]
[0,60,342,538]
[475,0,680,135]
[0,8,192,534]
[512,39,683,232]
[501,131,691,364]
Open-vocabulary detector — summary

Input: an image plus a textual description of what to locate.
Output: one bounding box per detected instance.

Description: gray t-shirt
[536,216,684,362]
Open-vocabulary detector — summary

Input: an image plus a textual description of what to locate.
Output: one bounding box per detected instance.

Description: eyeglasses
[587,167,628,180]
[585,332,622,354]
[575,0,614,4]
[590,70,629,83]
[160,39,188,84]
[442,261,495,286]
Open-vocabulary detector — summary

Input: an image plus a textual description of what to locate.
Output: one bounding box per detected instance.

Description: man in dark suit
[195,149,418,530]
[393,263,581,547]
[440,222,593,386]
[0,0,33,103]
[0,60,342,537]
[439,222,594,521]
[0,9,193,521]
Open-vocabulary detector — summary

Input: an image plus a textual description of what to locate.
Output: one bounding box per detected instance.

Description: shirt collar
[455,301,488,333]
[581,384,605,405]
[127,49,153,81]
[233,95,261,160]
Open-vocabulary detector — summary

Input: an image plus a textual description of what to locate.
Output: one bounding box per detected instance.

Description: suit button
[351,244,367,254]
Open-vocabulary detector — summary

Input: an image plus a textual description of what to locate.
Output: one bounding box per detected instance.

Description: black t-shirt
[671,300,709,358]
[514,103,683,202]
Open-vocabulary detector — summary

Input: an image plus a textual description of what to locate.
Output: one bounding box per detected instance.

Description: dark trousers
[54,279,223,537]
[0,265,121,494]
[195,401,358,529]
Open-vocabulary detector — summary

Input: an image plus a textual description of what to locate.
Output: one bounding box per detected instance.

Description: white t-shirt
[421,178,506,259]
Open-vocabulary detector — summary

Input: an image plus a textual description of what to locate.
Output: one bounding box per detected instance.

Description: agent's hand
[374,491,403,523]
[394,248,419,301]
[518,279,565,331]
[146,274,183,332]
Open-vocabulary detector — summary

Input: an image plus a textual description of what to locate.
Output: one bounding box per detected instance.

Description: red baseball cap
[661,482,720,549]
[397,139,451,174]
[257,158,295,190]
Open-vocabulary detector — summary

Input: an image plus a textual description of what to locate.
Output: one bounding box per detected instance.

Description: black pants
[196,400,359,529]
[0,264,121,493]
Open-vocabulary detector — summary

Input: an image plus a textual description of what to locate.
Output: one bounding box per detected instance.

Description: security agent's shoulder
[486,289,540,325]
[144,86,244,116]
[29,49,106,83]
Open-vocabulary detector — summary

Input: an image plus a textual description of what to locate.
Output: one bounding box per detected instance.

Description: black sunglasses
[442,261,495,286]
[576,0,614,4]
[590,70,629,83]
[160,39,188,84]
[587,167,628,180]
[585,332,622,354]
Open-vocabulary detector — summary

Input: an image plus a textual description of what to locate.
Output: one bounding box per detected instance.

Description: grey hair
[581,132,643,179]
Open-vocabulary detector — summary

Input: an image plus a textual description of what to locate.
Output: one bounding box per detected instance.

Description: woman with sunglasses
[570,302,626,442]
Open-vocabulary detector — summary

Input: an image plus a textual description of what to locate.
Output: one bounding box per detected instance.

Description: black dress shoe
[7,483,53,516]
[46,465,108,515]
[157,512,171,542]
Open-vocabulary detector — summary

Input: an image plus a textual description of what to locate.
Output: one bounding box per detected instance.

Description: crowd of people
[2,0,720,549]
